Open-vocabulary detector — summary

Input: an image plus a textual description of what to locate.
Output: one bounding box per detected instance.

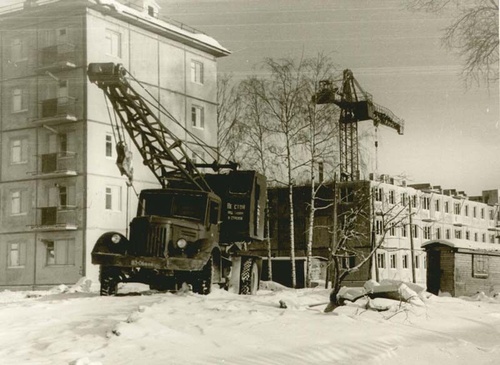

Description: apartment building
[253,176,500,288]
[0,0,229,289]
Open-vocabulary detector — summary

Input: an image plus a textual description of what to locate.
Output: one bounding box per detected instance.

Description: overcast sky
[161,0,499,196]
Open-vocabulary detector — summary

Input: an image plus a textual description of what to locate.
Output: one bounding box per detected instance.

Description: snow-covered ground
[1,280,500,365]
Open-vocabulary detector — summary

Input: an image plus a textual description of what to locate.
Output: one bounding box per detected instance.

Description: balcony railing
[33,97,77,124]
[30,206,77,231]
[34,152,77,177]
[37,43,76,72]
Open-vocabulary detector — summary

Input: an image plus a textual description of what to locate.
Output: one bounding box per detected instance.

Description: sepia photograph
[0,0,498,364]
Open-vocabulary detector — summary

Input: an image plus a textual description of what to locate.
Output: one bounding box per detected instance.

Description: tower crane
[314,69,404,181]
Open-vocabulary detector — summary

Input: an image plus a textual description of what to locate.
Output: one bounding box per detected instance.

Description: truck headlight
[176,238,187,249]
[111,234,122,244]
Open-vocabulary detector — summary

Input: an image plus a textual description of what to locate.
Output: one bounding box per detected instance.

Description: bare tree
[238,76,275,280]
[301,54,339,287]
[217,74,243,161]
[250,57,309,288]
[406,0,499,85]
[325,182,410,311]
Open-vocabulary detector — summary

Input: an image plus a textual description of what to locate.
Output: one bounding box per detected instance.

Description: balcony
[37,43,76,73]
[31,152,77,178]
[30,206,78,231]
[33,97,77,124]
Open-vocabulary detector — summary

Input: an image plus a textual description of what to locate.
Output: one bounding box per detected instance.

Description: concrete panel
[185,52,217,104]
[159,41,185,93]
[1,77,37,130]
[0,233,36,286]
[130,31,159,86]
[1,129,37,181]
[0,181,36,233]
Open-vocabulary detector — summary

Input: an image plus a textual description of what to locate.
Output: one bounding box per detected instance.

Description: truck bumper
[92,253,206,271]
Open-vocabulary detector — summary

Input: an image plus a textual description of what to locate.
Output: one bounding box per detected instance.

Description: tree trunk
[287,139,296,288]
[305,164,315,287]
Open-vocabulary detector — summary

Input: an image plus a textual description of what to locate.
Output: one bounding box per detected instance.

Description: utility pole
[408,197,416,283]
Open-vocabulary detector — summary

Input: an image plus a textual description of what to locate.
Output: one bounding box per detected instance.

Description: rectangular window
[11,190,28,215]
[415,255,420,269]
[105,134,113,158]
[191,105,204,129]
[12,88,27,113]
[489,210,494,220]
[436,227,441,240]
[411,195,417,208]
[45,239,75,266]
[390,254,397,269]
[105,186,122,211]
[454,202,461,215]
[10,138,28,164]
[401,193,408,206]
[465,205,469,217]
[377,253,386,269]
[446,229,451,239]
[482,233,486,242]
[190,60,204,84]
[491,235,495,244]
[105,29,121,57]
[59,186,67,207]
[8,243,25,268]
[474,232,478,242]
[388,190,395,204]
[11,38,26,62]
[422,196,430,210]
[455,229,462,239]
[444,201,449,213]
[466,230,470,240]
[374,188,383,202]
[473,206,477,218]
[341,255,356,269]
[402,254,408,269]
[375,220,382,235]
[390,223,396,236]
[423,226,431,239]
[473,254,489,278]
[435,199,440,212]
[412,224,418,238]
[481,208,485,219]
[402,224,408,237]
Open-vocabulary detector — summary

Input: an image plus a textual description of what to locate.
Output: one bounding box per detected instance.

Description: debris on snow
[279,300,288,309]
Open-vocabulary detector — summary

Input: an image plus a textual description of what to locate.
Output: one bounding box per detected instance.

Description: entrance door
[427,250,441,295]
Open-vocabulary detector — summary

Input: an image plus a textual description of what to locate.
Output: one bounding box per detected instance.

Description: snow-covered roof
[93,0,230,57]
[421,239,500,252]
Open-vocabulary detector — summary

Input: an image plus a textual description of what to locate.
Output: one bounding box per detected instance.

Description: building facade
[0,0,229,289]
[254,175,500,289]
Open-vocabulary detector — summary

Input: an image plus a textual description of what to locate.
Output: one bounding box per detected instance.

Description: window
[401,193,408,206]
[423,256,427,269]
[415,255,420,269]
[482,233,486,243]
[455,229,462,239]
[191,150,205,165]
[466,230,470,240]
[446,229,451,239]
[59,186,67,207]
[8,243,25,268]
[473,206,477,218]
[465,205,469,217]
[412,224,418,238]
[377,253,386,268]
[390,254,397,269]
[374,188,383,202]
[423,226,431,239]
[474,232,478,242]
[388,190,395,204]
[105,186,122,211]
[105,29,121,57]
[489,210,494,220]
[402,224,408,237]
[491,235,495,244]
[422,196,430,210]
[190,60,204,84]
[105,134,113,158]
[473,254,489,278]
[436,227,441,240]
[10,38,26,62]
[375,220,383,235]
[340,187,354,203]
[10,138,28,164]
[411,195,417,208]
[11,190,28,215]
[481,208,485,219]
[389,223,396,236]
[454,202,461,215]
[402,254,409,269]
[435,199,440,212]
[12,88,27,113]
[341,255,356,269]
[45,239,75,266]
[191,105,204,129]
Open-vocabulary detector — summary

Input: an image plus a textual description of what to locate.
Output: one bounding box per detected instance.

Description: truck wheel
[240,258,259,295]
[100,266,119,296]
[191,256,214,295]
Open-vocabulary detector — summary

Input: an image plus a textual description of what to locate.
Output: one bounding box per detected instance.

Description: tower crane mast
[315,69,404,181]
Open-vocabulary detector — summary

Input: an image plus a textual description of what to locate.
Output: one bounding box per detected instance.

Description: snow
[1,280,500,364]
